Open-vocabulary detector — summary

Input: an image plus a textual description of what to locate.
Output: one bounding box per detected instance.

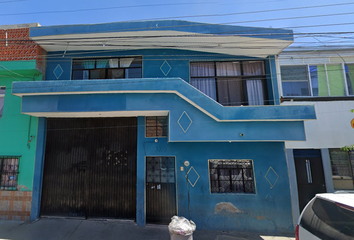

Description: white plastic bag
[168,216,196,236]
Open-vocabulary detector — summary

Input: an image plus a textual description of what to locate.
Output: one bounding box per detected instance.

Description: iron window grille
[0,156,20,190]
[209,159,255,194]
[145,116,168,138]
[146,157,175,184]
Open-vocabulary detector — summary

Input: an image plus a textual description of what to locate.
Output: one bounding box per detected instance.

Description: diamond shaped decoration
[186,166,200,187]
[265,167,279,189]
[53,64,63,79]
[160,60,171,76]
[177,111,192,133]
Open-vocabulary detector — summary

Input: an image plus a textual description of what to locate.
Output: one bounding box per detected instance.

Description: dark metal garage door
[41,117,137,220]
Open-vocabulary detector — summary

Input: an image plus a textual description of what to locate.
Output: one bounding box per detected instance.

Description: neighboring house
[11,20,316,233]
[0,23,46,220]
[278,47,354,223]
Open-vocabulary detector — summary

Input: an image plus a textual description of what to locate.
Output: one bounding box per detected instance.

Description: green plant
[341,145,354,151]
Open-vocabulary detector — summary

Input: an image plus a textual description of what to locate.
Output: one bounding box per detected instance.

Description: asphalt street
[0,218,295,240]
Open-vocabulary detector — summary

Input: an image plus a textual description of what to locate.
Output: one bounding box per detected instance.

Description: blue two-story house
[11,20,315,233]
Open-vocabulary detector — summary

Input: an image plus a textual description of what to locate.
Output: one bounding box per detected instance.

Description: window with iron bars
[209,159,255,194]
[0,156,20,190]
[145,116,168,138]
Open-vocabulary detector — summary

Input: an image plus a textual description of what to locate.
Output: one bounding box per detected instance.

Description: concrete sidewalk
[0,218,295,240]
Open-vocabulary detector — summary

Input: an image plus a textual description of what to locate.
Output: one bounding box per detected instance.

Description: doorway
[41,117,137,219]
[294,149,326,212]
[146,156,177,224]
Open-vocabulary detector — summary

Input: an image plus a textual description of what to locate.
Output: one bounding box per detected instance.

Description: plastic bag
[168,216,196,236]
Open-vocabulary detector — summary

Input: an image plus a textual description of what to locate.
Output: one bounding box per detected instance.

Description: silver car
[296,193,354,240]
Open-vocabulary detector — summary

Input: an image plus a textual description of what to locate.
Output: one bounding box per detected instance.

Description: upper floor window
[281,64,354,97]
[72,57,142,80]
[0,87,5,118]
[190,61,267,106]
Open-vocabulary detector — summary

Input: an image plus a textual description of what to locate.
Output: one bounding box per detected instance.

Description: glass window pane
[190,78,216,101]
[125,68,142,78]
[129,57,142,68]
[345,64,354,95]
[282,81,310,96]
[281,66,308,81]
[327,64,346,96]
[190,62,215,77]
[217,78,243,106]
[310,65,329,97]
[96,59,109,68]
[72,70,89,80]
[145,116,168,137]
[108,58,119,68]
[90,69,105,79]
[246,79,264,105]
[216,62,241,76]
[73,59,95,69]
[120,58,135,68]
[107,69,124,79]
[243,61,264,76]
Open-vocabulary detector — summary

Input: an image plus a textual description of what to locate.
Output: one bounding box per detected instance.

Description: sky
[1,0,354,48]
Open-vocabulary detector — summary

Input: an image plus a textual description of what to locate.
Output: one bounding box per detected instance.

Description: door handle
[305,159,313,184]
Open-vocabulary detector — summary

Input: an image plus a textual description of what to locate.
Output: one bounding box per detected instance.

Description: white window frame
[280,63,354,97]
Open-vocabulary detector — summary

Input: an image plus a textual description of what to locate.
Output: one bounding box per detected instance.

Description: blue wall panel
[21,93,307,142]
[137,131,293,233]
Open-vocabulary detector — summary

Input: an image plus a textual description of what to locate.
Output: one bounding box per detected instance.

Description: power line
[138,2,354,21]
[0,2,218,17]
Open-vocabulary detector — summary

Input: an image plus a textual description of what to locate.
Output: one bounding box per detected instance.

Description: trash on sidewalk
[168,216,196,240]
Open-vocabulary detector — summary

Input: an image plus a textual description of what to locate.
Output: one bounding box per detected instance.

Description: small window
[146,116,168,138]
[209,159,255,194]
[0,156,20,190]
[0,87,5,118]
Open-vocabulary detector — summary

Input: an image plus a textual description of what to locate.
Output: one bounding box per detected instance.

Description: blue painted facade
[12,20,315,233]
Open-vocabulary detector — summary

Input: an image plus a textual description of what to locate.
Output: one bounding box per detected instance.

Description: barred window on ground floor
[0,87,5,118]
[145,116,168,138]
[209,159,255,194]
[0,156,20,190]
[330,149,354,190]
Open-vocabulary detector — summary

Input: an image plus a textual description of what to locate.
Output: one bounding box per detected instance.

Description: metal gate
[146,156,176,224]
[41,117,137,219]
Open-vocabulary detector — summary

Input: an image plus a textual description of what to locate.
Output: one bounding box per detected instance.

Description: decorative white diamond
[177,111,193,133]
[160,60,172,76]
[264,167,279,189]
[186,166,200,187]
[53,64,63,79]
